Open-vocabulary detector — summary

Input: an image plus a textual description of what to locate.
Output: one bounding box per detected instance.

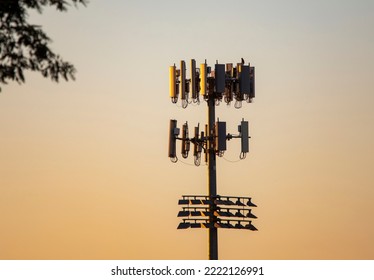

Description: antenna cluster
[168,58,257,259]
[169,59,255,109]
[168,119,250,165]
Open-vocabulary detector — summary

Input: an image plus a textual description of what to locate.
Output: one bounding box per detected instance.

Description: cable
[178,158,196,167]
[190,99,200,106]
[222,156,242,163]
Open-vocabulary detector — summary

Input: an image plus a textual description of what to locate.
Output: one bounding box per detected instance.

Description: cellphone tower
[168,59,257,260]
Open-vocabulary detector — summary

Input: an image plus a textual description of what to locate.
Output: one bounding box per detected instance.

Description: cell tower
[168,59,257,260]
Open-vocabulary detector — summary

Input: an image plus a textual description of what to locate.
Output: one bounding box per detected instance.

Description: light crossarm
[177,195,258,231]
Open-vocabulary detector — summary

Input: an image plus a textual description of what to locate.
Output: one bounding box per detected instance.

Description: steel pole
[207,94,218,260]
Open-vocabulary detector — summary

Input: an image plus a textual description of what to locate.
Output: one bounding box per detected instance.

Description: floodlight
[235,198,245,206]
[219,210,233,217]
[190,210,201,216]
[202,200,210,205]
[190,199,202,205]
[234,211,245,218]
[247,198,257,207]
[226,222,234,228]
[246,209,258,219]
[177,222,191,229]
[177,210,190,217]
[218,210,229,217]
[203,222,213,229]
[222,199,233,205]
[245,222,258,231]
[190,222,202,228]
[178,199,189,205]
[235,222,245,229]
[202,211,211,216]
[225,198,235,205]
[216,199,229,205]
[215,199,224,205]
[217,222,231,229]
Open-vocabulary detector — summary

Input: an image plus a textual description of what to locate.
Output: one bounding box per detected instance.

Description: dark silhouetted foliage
[0,0,87,91]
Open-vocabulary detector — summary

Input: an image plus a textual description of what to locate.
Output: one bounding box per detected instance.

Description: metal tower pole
[207,94,218,260]
[172,59,257,261]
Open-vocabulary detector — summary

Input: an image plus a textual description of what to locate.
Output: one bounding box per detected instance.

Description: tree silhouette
[0,0,87,91]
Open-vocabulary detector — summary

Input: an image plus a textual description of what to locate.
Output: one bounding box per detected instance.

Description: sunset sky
[1,0,373,259]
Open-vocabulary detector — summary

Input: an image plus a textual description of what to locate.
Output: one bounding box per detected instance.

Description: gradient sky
[1,0,373,259]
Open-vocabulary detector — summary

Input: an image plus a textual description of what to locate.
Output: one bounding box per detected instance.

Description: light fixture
[246,210,257,219]
[177,210,190,217]
[245,222,258,231]
[177,222,190,229]
[247,198,257,207]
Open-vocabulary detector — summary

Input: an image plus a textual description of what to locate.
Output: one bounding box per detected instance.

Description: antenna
[181,122,190,158]
[215,120,227,156]
[168,119,179,162]
[169,65,178,103]
[200,62,207,97]
[180,60,187,108]
[224,63,234,105]
[193,124,202,166]
[214,63,225,96]
[239,64,250,97]
[249,66,255,102]
[239,119,249,158]
[190,59,199,102]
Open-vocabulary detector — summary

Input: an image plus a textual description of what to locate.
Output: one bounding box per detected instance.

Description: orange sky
[1,0,374,259]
